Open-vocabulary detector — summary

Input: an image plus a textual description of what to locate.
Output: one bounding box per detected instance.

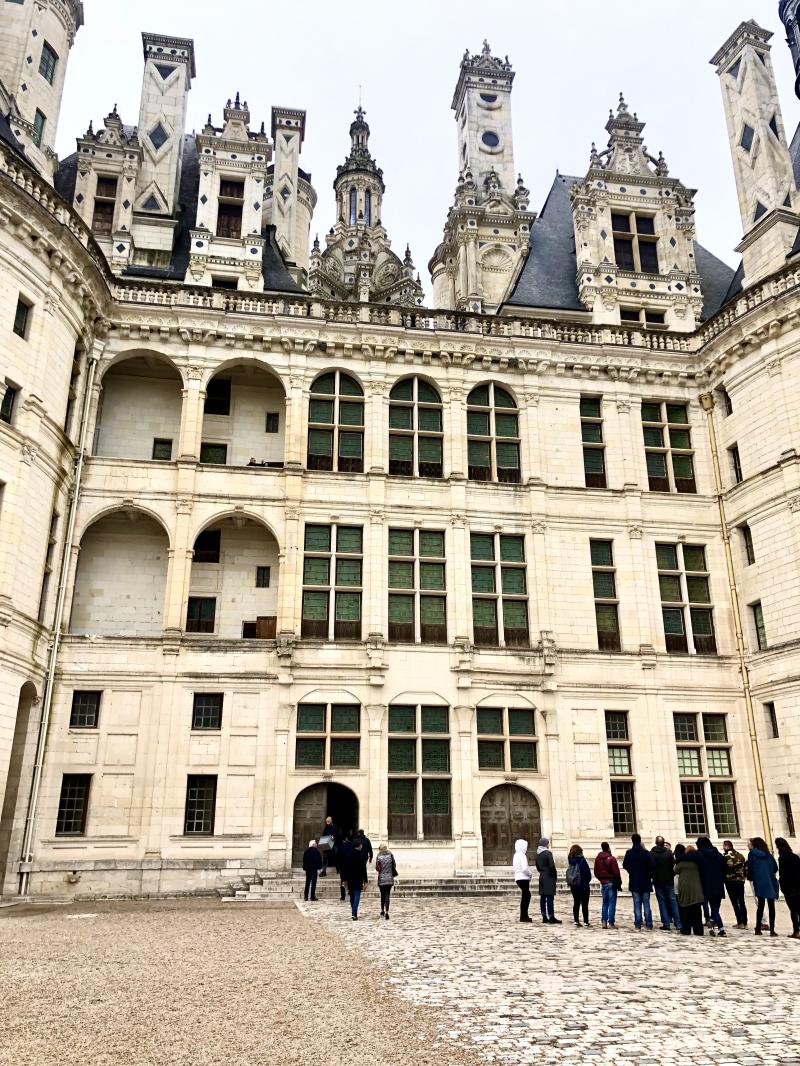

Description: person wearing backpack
[375,844,397,920]
[567,844,592,926]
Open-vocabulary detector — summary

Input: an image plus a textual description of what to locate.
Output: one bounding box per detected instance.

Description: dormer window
[612,212,659,273]
[620,307,666,328]
[92,176,118,236]
[217,179,244,239]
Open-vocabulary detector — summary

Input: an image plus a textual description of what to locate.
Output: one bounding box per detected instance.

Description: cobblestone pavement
[300,893,800,1066]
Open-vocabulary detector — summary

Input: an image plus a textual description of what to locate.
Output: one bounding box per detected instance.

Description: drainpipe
[18,340,103,897]
[699,392,772,844]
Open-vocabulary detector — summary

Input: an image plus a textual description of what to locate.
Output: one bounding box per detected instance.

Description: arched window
[389,377,443,478]
[349,187,357,226]
[466,383,520,483]
[364,189,372,226]
[307,371,364,473]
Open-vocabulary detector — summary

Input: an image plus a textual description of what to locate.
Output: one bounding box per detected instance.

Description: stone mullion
[449,514,471,643]
[277,509,301,637]
[365,711,386,844]
[283,375,307,470]
[453,704,478,869]
[364,509,386,640]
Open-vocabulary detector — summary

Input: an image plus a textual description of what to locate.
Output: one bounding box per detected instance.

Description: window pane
[303,557,330,585]
[686,576,710,603]
[502,600,528,629]
[468,439,491,466]
[418,407,442,432]
[183,775,216,835]
[611,781,637,834]
[646,451,667,478]
[690,607,714,636]
[295,738,325,768]
[656,544,679,570]
[389,529,414,556]
[595,603,620,633]
[580,397,602,418]
[422,739,450,772]
[388,594,414,624]
[477,707,503,735]
[339,374,363,396]
[662,607,685,635]
[307,429,333,459]
[417,380,440,404]
[707,748,732,777]
[389,434,413,460]
[312,373,336,395]
[331,704,360,733]
[390,379,414,401]
[420,596,445,625]
[493,387,516,409]
[510,742,537,770]
[70,691,101,729]
[638,241,659,273]
[338,431,363,459]
[666,404,689,425]
[297,704,325,732]
[500,568,526,596]
[421,706,449,733]
[420,563,445,590]
[682,546,706,572]
[304,525,331,552]
[389,705,416,732]
[388,738,416,772]
[389,406,413,430]
[335,558,362,586]
[334,592,361,621]
[590,540,613,567]
[336,526,363,554]
[583,447,605,475]
[593,571,616,599]
[495,413,518,438]
[495,442,520,468]
[499,536,525,562]
[339,401,364,426]
[471,534,495,561]
[419,531,445,557]
[669,428,691,449]
[671,454,695,479]
[56,775,91,835]
[388,778,416,814]
[677,748,701,776]
[608,746,632,775]
[309,398,334,424]
[472,598,497,627]
[422,778,451,813]
[418,436,443,464]
[641,402,662,423]
[659,575,682,602]
[674,714,698,742]
[681,781,707,836]
[467,410,490,435]
[508,708,535,735]
[301,590,328,621]
[605,711,628,740]
[703,714,728,743]
[330,738,360,767]
[711,782,739,835]
[389,561,414,589]
[478,740,504,769]
[471,567,496,593]
[643,427,664,447]
[581,422,603,444]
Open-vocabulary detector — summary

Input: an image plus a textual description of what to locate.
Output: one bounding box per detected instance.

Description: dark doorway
[291,782,359,866]
[480,784,541,866]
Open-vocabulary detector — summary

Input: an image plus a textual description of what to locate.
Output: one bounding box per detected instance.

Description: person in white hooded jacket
[513,839,533,923]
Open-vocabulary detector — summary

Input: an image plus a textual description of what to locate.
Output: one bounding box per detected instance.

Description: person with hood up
[566,844,592,926]
[776,837,800,939]
[722,839,749,928]
[512,839,533,923]
[302,839,322,901]
[747,837,780,937]
[623,833,654,930]
[534,837,561,924]
[375,843,397,920]
[674,843,704,936]
[650,836,681,932]
[594,842,621,929]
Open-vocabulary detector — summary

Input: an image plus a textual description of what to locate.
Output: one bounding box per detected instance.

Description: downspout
[18,340,102,896]
[699,391,772,844]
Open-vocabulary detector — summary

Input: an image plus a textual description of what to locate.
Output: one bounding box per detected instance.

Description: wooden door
[292,783,327,866]
[480,785,541,866]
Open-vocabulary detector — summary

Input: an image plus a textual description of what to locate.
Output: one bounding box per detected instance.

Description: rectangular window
[32,109,45,148]
[673,713,698,742]
[641,401,695,493]
[707,748,732,777]
[0,386,17,424]
[677,748,702,776]
[39,41,58,83]
[657,542,716,654]
[193,529,221,564]
[55,774,91,835]
[605,710,629,741]
[476,705,537,772]
[255,565,270,588]
[580,396,606,488]
[591,539,620,651]
[216,181,244,240]
[751,601,767,651]
[702,713,728,743]
[388,703,451,840]
[765,701,779,739]
[204,377,231,416]
[780,793,796,837]
[608,746,632,775]
[295,702,360,769]
[388,527,446,644]
[301,523,362,640]
[470,532,528,648]
[186,596,215,634]
[710,782,739,836]
[184,775,216,835]
[729,444,743,485]
[152,438,173,461]
[69,691,101,729]
[680,781,708,836]
[192,693,223,730]
[388,779,416,840]
[610,780,637,834]
[91,175,117,236]
[265,412,280,433]
[612,212,659,274]
[199,442,227,465]
[740,524,755,566]
[13,296,30,339]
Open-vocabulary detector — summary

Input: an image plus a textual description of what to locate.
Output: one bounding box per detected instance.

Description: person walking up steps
[302,839,322,901]
[723,840,749,929]
[594,842,621,929]
[375,844,397,920]
[535,838,561,924]
[776,837,800,939]
[566,845,592,926]
[623,833,655,930]
[747,837,779,937]
[513,839,533,923]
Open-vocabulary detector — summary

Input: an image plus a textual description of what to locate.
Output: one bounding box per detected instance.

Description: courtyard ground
[1,893,799,1066]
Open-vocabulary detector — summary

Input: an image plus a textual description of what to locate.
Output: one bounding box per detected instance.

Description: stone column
[449,513,471,643]
[163,500,194,633]
[268,713,292,869]
[277,507,301,637]
[364,508,386,640]
[365,703,387,843]
[177,371,206,461]
[283,374,306,470]
[365,381,388,475]
[453,703,480,872]
[520,391,540,483]
[446,385,467,481]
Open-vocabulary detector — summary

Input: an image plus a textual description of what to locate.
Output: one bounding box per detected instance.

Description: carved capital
[788,496,800,514]
[628,524,643,539]
[531,520,546,535]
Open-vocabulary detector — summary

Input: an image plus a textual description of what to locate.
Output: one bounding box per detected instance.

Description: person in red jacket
[594,841,621,929]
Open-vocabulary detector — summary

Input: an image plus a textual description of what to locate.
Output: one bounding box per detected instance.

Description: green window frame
[387,528,447,644]
[307,370,364,472]
[388,377,444,478]
[466,382,521,483]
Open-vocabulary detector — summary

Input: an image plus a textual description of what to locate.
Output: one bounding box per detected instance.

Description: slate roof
[53,133,301,292]
[0,111,26,160]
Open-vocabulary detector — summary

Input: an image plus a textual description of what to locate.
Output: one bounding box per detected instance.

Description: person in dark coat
[747,837,780,936]
[534,837,561,924]
[722,839,749,928]
[302,839,322,901]
[674,844,705,936]
[594,842,621,929]
[650,836,680,932]
[688,836,727,936]
[776,837,800,939]
[623,833,654,930]
[566,844,592,926]
[340,840,368,920]
[337,831,354,902]
[354,828,374,864]
[318,816,337,877]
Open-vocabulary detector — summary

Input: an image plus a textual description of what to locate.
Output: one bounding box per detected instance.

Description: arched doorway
[480,784,541,866]
[291,783,359,867]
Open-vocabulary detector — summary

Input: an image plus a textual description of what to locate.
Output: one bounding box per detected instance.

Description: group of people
[513,834,800,938]
[302,818,398,921]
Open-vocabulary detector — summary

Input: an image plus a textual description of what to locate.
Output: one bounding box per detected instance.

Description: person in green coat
[674,844,704,936]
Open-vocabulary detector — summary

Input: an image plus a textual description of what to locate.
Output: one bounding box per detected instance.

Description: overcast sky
[57,1,796,288]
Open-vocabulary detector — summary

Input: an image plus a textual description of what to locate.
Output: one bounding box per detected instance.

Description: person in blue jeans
[650,836,681,931]
[623,833,655,930]
[340,840,368,920]
[594,842,621,929]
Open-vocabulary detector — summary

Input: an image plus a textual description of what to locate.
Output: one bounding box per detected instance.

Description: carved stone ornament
[788,496,800,514]
[628,524,643,539]
[531,520,546,535]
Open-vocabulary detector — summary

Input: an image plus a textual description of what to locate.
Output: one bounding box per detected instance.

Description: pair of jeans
[784,890,800,934]
[571,886,590,923]
[654,883,682,930]
[600,883,617,925]
[632,890,653,929]
[756,896,776,932]
[707,894,724,931]
[540,893,555,919]
[303,870,318,901]
[679,902,704,935]
[379,884,393,914]
[516,879,531,920]
[350,887,362,917]
[725,880,748,925]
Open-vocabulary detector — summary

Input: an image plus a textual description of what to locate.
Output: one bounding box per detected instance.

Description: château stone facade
[0,5,799,898]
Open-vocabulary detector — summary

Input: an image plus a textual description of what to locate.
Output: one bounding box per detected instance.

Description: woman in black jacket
[776,837,800,939]
[340,841,368,920]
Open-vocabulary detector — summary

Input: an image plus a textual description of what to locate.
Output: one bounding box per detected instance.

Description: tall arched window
[364,189,372,226]
[389,377,443,478]
[349,187,357,225]
[307,371,364,473]
[467,383,520,483]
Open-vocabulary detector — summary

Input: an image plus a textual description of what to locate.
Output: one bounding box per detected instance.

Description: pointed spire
[234,90,241,108]
[589,142,601,167]
[313,233,320,250]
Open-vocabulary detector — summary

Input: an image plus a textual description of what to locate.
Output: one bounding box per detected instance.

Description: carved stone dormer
[571,94,703,332]
[308,108,424,306]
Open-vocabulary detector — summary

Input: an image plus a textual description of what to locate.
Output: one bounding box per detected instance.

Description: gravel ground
[0,899,487,1066]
